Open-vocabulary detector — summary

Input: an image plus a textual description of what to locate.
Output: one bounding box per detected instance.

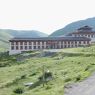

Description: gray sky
[0,0,95,34]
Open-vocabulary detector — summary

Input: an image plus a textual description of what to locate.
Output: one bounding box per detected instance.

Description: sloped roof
[9,36,91,41]
[78,25,92,30]
[67,26,95,35]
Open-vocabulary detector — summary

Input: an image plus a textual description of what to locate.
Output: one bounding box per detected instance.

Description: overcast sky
[0,0,95,34]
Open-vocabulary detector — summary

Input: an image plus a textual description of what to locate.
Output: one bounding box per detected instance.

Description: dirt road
[65,73,95,95]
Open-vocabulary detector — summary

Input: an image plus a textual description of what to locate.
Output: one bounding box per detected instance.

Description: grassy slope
[0,29,48,50]
[0,31,12,50]
[0,46,95,95]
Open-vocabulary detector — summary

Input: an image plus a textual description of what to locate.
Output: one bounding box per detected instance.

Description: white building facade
[9,37,91,55]
[68,26,95,42]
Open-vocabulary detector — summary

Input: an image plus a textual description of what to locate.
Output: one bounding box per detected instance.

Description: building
[9,37,91,55]
[67,26,95,42]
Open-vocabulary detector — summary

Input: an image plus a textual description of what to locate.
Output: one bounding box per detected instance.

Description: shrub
[30,72,37,76]
[13,87,24,94]
[38,71,53,81]
[85,65,91,71]
[21,74,26,79]
[77,62,81,64]
[64,77,71,82]
[75,75,81,82]
[45,85,52,90]
[63,71,68,75]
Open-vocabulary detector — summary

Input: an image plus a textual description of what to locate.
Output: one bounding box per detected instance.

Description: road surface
[65,73,95,95]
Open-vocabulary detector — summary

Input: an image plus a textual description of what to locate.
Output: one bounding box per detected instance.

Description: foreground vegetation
[0,45,95,95]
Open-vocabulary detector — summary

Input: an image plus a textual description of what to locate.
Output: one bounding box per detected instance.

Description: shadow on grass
[28,81,43,89]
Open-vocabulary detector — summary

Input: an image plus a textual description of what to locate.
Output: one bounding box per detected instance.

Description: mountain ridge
[50,17,95,36]
[0,29,48,50]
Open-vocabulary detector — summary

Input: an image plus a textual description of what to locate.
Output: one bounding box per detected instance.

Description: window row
[11,41,89,45]
[11,42,47,45]
[11,46,48,50]
[11,43,88,50]
[74,34,95,38]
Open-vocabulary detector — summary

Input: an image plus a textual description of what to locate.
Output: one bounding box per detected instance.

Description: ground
[0,45,95,95]
[65,73,95,95]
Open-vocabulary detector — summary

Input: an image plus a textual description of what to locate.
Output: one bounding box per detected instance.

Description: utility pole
[42,65,45,87]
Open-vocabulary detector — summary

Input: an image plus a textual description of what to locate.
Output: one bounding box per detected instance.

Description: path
[65,73,95,95]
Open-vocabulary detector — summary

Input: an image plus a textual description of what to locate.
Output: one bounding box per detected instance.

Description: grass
[0,45,95,95]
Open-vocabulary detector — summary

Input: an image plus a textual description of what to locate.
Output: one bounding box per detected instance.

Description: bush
[85,65,91,71]
[75,75,81,82]
[77,62,81,64]
[13,87,24,94]
[45,85,52,90]
[30,72,37,76]
[64,77,71,82]
[21,74,26,79]
[38,71,53,81]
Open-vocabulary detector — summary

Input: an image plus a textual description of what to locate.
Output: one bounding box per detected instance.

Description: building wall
[9,40,90,55]
[72,34,95,42]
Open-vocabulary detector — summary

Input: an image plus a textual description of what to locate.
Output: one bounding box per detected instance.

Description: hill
[50,17,95,36]
[0,45,95,95]
[0,29,48,50]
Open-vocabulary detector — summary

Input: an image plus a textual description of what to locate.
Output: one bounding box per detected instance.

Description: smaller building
[9,37,91,55]
[67,26,95,42]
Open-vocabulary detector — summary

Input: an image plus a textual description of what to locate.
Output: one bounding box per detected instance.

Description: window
[71,41,73,44]
[84,41,86,44]
[24,42,27,45]
[38,46,40,49]
[38,42,40,45]
[71,45,73,47]
[16,46,19,50]
[42,42,44,45]
[34,46,36,49]
[64,41,66,44]
[16,42,18,45]
[29,42,31,45]
[68,41,70,44]
[20,46,23,50]
[79,41,81,44]
[68,45,70,48]
[91,35,93,38]
[20,42,23,45]
[42,46,44,49]
[88,35,90,37]
[33,42,36,45]
[11,46,14,50]
[75,41,77,44]
[29,46,32,49]
[25,46,27,50]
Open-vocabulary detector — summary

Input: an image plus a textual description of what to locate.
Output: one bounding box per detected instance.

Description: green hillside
[0,45,95,95]
[0,31,12,51]
[0,29,48,50]
[50,17,95,36]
